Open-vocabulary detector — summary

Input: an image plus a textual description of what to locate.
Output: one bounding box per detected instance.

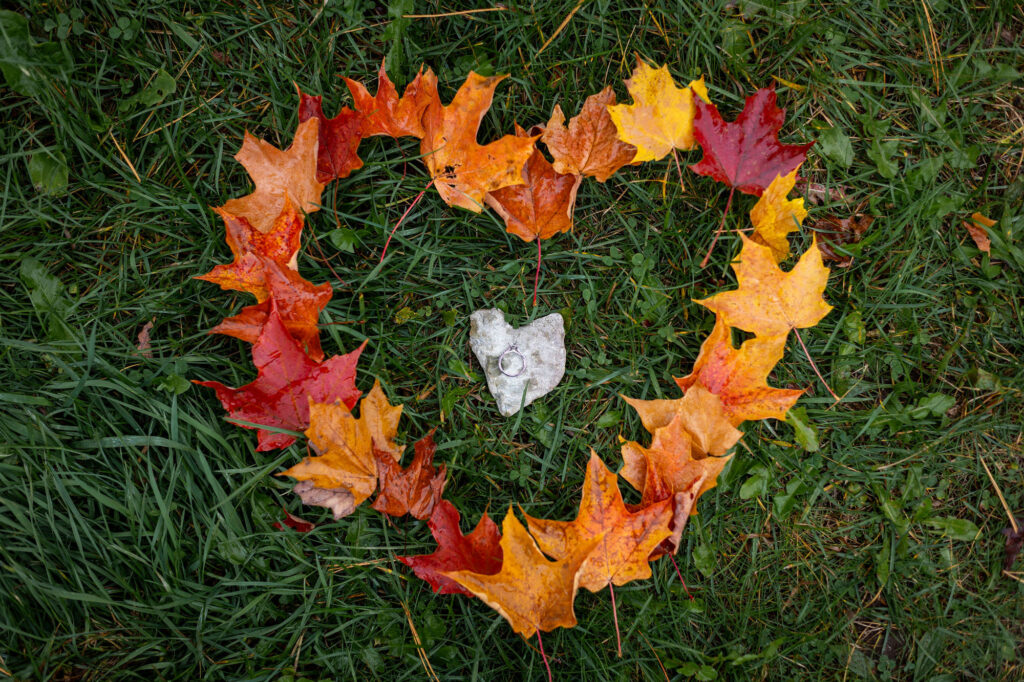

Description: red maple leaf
[689,87,812,196]
[195,305,364,451]
[398,500,503,596]
[297,88,364,183]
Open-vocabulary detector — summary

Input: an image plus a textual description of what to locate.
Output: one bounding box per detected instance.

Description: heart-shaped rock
[469,309,566,417]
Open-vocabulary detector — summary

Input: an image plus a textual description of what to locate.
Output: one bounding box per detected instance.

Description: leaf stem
[700,185,735,268]
[380,179,433,262]
[536,629,553,682]
[534,237,542,307]
[609,581,623,657]
[668,553,694,600]
[793,327,840,401]
[671,148,686,194]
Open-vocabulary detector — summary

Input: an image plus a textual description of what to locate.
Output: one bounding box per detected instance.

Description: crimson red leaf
[398,500,503,596]
[689,87,812,196]
[297,89,364,184]
[274,507,316,533]
[195,305,364,451]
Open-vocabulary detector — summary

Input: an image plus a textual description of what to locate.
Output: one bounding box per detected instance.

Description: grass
[1,0,1022,679]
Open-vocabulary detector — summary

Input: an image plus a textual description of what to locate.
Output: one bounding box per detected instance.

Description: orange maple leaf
[541,86,638,182]
[343,60,437,139]
[443,507,602,637]
[372,432,446,520]
[524,451,673,592]
[675,318,803,425]
[484,124,582,242]
[694,235,832,337]
[279,379,401,519]
[220,118,325,233]
[420,72,537,212]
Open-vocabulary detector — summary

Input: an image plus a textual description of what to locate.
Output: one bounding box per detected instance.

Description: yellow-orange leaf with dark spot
[220,118,325,233]
[675,318,802,425]
[524,450,673,592]
[443,508,601,637]
[484,125,582,242]
[694,235,832,337]
[419,72,537,212]
[541,87,638,182]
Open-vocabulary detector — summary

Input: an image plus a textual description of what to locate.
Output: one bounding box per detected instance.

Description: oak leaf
[749,170,808,263]
[675,318,802,425]
[419,72,537,212]
[524,451,673,592]
[443,507,602,637]
[607,56,710,163]
[343,61,437,139]
[372,432,446,520]
[695,234,832,337]
[541,86,637,181]
[278,379,400,518]
[399,500,503,596]
[690,87,812,196]
[195,306,363,451]
[484,124,582,242]
[220,118,325,233]
[297,87,364,183]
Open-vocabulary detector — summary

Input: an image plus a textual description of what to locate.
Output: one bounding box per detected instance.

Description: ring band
[498,348,526,377]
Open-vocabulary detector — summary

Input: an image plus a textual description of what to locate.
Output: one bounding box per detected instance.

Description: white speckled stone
[469,309,566,417]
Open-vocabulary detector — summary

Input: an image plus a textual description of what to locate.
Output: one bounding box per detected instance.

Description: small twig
[528,0,585,67]
[108,131,142,183]
[404,7,509,18]
[793,327,840,401]
[609,581,622,657]
[700,186,735,268]
[536,629,553,682]
[381,180,432,262]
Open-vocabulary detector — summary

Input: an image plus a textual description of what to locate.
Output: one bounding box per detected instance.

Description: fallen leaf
[695,235,832,337]
[675,318,802,425]
[343,60,437,139]
[278,380,403,518]
[621,384,743,456]
[195,305,363,451]
[136,318,155,358]
[963,212,994,254]
[749,170,808,263]
[816,213,874,266]
[1003,520,1024,570]
[484,124,582,242]
[196,198,304,298]
[399,500,503,596]
[525,451,673,592]
[541,86,637,181]
[419,71,537,212]
[443,507,602,637]
[274,507,315,533]
[372,431,446,520]
[207,259,332,361]
[220,118,325,233]
[297,87,364,183]
[607,56,709,163]
[690,87,813,196]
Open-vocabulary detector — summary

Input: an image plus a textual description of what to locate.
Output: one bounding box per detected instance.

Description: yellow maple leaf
[749,170,808,263]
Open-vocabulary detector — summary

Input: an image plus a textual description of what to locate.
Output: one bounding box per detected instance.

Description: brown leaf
[541,86,637,182]
[963,212,994,254]
[484,124,582,242]
[817,213,874,266]
[372,432,446,520]
[136,318,155,358]
[419,72,538,212]
[1003,520,1024,570]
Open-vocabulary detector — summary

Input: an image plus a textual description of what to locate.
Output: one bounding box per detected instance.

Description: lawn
[1,1,1022,680]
